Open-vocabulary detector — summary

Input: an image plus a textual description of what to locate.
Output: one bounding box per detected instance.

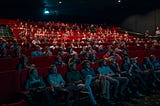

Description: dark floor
[99,90,160,106]
[74,89,160,106]
[121,90,160,106]
[27,88,160,106]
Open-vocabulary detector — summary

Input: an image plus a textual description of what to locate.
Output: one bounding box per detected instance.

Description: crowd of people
[0,20,160,106]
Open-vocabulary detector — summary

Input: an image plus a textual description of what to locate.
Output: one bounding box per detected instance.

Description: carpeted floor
[97,89,160,106]
[121,90,160,106]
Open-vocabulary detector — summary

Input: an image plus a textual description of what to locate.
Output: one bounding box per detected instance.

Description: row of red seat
[0,49,160,71]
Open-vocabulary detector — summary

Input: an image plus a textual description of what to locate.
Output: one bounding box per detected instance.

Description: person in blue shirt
[142,57,160,87]
[122,56,144,97]
[47,64,70,106]
[25,66,54,106]
[81,60,108,103]
[47,64,85,106]
[66,62,98,106]
[31,45,44,57]
[128,57,148,90]
[98,59,128,99]
[150,55,160,70]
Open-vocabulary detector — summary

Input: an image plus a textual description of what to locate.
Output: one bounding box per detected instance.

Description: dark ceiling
[0,0,159,24]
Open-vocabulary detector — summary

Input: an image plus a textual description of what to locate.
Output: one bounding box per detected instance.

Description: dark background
[0,0,160,34]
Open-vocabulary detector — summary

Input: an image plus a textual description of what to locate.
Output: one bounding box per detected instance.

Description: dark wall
[121,9,160,35]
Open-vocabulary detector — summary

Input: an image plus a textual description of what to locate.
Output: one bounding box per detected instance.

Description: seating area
[0,19,160,106]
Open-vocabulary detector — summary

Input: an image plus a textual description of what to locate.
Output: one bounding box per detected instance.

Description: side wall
[121,9,160,35]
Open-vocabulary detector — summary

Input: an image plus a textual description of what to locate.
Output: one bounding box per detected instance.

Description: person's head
[150,55,156,62]
[99,59,107,67]
[36,45,41,51]
[90,52,96,57]
[82,60,90,69]
[143,57,150,63]
[30,64,36,70]
[72,53,78,59]
[49,65,57,74]
[124,56,130,64]
[29,68,38,79]
[45,46,50,51]
[109,56,116,63]
[69,62,77,71]
[131,57,137,64]
[56,55,62,61]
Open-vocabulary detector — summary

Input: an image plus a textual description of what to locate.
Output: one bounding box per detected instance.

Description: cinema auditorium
[0,0,160,106]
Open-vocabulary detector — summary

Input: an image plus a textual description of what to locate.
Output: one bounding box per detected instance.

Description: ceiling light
[118,0,121,3]
[43,8,50,15]
[59,1,62,4]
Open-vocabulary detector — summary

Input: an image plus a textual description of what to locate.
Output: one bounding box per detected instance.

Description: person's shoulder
[57,73,63,77]
[97,67,101,70]
[90,68,95,71]
[66,70,72,75]
[39,76,44,81]
[81,69,85,72]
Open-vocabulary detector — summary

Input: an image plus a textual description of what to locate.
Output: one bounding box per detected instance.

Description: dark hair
[48,64,55,73]
[82,60,90,68]
[99,59,105,67]
[69,62,74,68]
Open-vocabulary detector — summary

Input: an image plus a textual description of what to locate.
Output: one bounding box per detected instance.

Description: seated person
[0,48,9,58]
[54,55,66,66]
[31,45,44,57]
[89,53,99,62]
[150,55,160,70]
[109,57,129,96]
[97,45,105,53]
[80,46,87,55]
[121,56,144,97]
[66,62,98,106]
[43,46,53,56]
[25,65,54,106]
[142,57,160,87]
[10,42,22,57]
[47,64,82,106]
[58,47,67,56]
[128,58,148,90]
[81,52,90,62]
[17,54,31,72]
[32,38,41,45]
[81,60,108,101]
[67,46,77,55]
[68,53,81,65]
[98,59,128,98]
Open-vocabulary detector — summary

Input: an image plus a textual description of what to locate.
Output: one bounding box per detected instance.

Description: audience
[1,20,160,106]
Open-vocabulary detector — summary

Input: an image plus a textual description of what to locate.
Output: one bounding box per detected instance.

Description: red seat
[0,70,20,103]
[2,99,27,106]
